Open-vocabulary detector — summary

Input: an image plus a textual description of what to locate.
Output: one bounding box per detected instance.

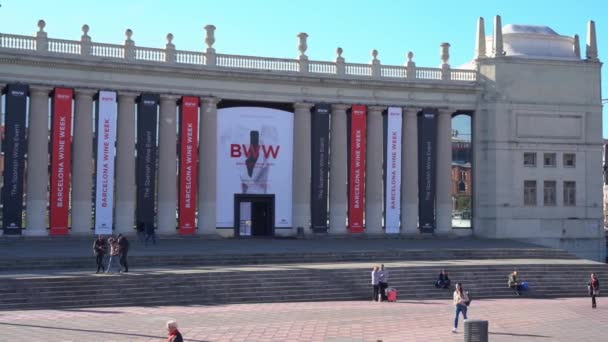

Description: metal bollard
[464,319,488,342]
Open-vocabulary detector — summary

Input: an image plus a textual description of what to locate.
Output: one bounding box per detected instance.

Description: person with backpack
[117,234,130,273]
[452,282,470,333]
[508,270,522,296]
[588,272,600,308]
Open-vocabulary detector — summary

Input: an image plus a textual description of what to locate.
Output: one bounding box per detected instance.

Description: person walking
[378,264,389,301]
[371,266,380,302]
[117,234,130,273]
[452,282,469,333]
[166,320,184,342]
[589,272,600,308]
[93,235,107,274]
[105,237,121,274]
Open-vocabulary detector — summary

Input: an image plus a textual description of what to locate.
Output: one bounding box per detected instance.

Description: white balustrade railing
[90,42,125,59]
[48,38,80,55]
[450,69,477,81]
[0,34,36,50]
[416,67,442,80]
[135,47,166,62]
[381,65,407,79]
[309,61,336,74]
[0,32,477,82]
[217,54,299,72]
[176,51,205,65]
[345,63,372,76]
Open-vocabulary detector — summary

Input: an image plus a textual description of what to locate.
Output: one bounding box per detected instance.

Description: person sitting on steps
[508,270,523,296]
[435,269,451,289]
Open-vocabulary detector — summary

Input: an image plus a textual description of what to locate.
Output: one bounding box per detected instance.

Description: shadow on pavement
[0,322,211,342]
[490,331,552,338]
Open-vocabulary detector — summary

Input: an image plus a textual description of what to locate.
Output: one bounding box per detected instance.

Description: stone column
[24,86,51,236]
[114,92,137,233]
[71,89,96,234]
[365,106,384,234]
[293,102,314,232]
[436,108,454,234]
[157,94,179,234]
[198,96,220,235]
[0,84,4,163]
[329,104,349,235]
[401,107,419,234]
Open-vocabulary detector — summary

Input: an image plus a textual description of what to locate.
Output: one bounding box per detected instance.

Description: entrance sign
[216,107,293,229]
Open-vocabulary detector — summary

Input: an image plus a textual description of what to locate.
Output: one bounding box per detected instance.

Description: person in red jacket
[588,273,600,309]
[166,320,183,342]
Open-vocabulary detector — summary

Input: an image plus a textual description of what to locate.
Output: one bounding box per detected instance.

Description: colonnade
[14,85,457,236]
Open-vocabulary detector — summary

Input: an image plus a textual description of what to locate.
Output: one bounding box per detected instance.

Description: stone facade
[0,16,604,261]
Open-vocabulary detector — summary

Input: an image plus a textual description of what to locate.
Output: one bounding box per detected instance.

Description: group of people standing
[93,234,130,274]
[371,264,389,301]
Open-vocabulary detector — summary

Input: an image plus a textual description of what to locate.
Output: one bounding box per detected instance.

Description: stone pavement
[0,297,605,341]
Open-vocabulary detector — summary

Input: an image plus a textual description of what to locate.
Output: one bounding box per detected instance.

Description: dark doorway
[234,194,275,237]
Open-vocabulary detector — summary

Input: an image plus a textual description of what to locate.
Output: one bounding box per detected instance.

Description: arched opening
[451,114,472,228]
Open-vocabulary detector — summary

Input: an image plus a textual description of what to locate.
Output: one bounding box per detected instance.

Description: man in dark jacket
[117,234,130,273]
[93,235,107,274]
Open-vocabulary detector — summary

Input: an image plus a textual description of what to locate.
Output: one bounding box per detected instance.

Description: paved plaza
[0,297,605,342]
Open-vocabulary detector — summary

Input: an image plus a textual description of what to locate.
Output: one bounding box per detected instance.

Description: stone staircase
[0,247,606,310]
[0,247,576,271]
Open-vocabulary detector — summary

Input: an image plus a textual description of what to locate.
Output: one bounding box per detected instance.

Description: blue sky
[1,0,607,137]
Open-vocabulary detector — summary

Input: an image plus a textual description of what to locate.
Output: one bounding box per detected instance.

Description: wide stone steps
[1,261,606,310]
[0,248,576,271]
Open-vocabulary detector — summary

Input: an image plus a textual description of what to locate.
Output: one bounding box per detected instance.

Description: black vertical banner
[136,93,159,231]
[310,104,330,232]
[418,108,437,232]
[1,84,29,235]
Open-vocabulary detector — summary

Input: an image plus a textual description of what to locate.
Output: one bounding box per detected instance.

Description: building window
[523,152,536,167]
[524,180,537,206]
[563,181,576,206]
[543,181,556,206]
[563,153,576,168]
[543,153,556,167]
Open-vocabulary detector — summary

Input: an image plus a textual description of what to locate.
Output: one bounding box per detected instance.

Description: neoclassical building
[0,16,604,261]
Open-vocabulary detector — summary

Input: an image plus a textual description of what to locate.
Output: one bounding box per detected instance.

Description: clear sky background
[1,0,607,137]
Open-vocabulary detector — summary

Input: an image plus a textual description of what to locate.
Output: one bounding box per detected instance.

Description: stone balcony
[0,20,477,87]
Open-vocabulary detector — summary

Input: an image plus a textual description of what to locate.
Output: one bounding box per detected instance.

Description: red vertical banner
[49,87,74,235]
[178,96,199,235]
[348,105,366,233]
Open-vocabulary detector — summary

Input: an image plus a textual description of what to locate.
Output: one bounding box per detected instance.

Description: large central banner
[348,105,366,233]
[384,107,402,234]
[136,93,159,232]
[310,104,330,232]
[418,109,437,232]
[49,87,74,235]
[216,107,293,229]
[1,84,28,235]
[178,96,199,235]
[94,91,118,235]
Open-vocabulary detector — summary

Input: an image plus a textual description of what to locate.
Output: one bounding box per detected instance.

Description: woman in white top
[452,282,469,333]
[371,266,380,302]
